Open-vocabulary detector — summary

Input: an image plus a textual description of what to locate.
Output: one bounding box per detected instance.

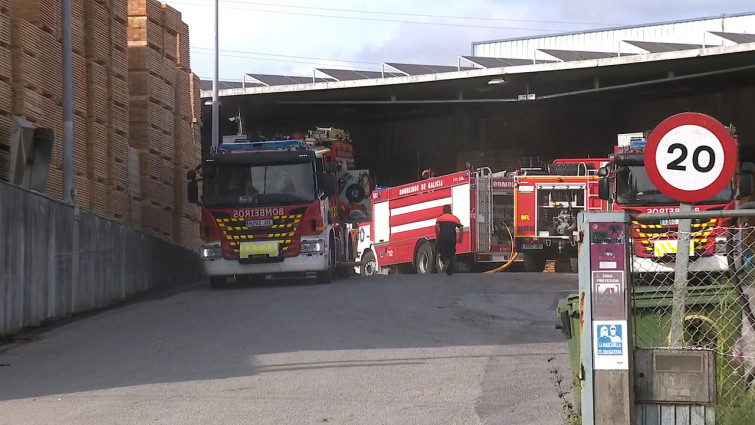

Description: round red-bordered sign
[644,112,736,203]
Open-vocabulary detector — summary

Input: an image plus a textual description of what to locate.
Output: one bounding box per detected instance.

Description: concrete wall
[0,180,204,336]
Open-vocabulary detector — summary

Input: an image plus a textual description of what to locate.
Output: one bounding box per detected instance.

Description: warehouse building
[203,12,755,187]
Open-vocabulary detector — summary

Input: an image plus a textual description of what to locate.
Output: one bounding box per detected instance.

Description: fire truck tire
[523,252,546,273]
[360,250,378,276]
[209,276,227,289]
[415,242,435,274]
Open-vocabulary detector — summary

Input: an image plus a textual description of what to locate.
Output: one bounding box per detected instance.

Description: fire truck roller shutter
[451,184,471,227]
[373,201,390,243]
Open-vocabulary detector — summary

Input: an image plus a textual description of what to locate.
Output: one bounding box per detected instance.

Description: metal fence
[631,220,755,425]
[0,181,204,336]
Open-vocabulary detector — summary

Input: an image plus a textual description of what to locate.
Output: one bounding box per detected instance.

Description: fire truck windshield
[204,163,316,207]
[616,165,732,206]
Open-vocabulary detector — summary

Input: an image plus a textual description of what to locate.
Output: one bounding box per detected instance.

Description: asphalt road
[0,271,577,425]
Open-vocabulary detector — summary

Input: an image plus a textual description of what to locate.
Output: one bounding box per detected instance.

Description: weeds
[548,356,582,425]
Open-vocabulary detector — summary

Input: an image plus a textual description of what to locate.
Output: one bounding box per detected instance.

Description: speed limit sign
[644,112,736,203]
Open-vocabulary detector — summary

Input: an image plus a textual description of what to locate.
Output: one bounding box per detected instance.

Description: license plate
[246,219,272,227]
[653,240,694,257]
[522,243,544,250]
[660,219,679,226]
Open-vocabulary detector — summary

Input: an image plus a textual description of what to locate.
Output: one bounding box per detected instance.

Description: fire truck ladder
[476,167,493,253]
[580,161,602,211]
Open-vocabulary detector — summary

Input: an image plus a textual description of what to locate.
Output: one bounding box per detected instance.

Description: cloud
[170,0,754,80]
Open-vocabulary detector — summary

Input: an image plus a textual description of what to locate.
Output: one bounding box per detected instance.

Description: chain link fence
[631,219,755,424]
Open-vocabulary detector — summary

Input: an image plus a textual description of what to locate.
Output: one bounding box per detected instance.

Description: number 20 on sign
[644,112,736,203]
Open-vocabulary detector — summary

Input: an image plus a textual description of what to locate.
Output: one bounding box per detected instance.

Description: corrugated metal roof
[472,11,755,46]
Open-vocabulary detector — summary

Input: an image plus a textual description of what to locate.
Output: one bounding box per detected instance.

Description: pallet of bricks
[128,0,200,248]
[6,0,130,223]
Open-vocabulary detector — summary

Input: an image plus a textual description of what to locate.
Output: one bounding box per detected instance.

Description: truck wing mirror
[598,177,611,201]
[187,180,199,204]
[597,167,608,177]
[186,169,197,181]
[740,162,754,198]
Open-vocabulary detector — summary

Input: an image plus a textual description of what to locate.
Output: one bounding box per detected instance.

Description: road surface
[0,272,576,425]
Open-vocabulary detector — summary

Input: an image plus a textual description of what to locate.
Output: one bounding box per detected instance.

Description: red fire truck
[355,167,519,275]
[513,158,609,272]
[597,131,750,274]
[186,128,369,287]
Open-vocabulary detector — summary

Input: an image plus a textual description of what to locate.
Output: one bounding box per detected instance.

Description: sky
[163,0,755,82]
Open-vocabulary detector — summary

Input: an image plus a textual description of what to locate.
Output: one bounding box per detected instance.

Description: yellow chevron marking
[285,239,291,243]
[239,241,279,258]
[223,218,229,222]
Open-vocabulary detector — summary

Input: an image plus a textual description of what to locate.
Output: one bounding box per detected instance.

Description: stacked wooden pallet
[128,0,200,248]
[4,0,130,221]
[0,2,11,180]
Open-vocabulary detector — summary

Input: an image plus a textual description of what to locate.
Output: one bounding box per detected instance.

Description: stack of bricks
[128,0,200,248]
[0,0,11,180]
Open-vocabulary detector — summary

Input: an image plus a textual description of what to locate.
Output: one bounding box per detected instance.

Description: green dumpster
[555,293,583,411]
[556,283,746,410]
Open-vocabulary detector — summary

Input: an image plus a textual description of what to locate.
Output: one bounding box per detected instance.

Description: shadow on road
[0,272,576,401]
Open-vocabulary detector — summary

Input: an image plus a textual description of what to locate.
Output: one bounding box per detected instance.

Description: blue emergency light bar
[219,139,306,152]
[630,138,647,149]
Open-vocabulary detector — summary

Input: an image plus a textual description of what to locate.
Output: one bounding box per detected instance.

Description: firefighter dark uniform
[435,206,463,275]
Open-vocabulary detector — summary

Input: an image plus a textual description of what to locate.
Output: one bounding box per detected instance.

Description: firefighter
[435,205,463,276]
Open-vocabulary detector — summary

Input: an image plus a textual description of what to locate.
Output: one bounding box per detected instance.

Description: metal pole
[62,0,73,203]
[212,0,220,148]
[670,202,693,347]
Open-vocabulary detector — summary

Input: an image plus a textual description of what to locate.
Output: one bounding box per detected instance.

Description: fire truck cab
[187,128,370,287]
[597,131,753,275]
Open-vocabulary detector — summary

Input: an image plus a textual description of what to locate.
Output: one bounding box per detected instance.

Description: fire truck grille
[632,219,718,254]
[213,212,305,255]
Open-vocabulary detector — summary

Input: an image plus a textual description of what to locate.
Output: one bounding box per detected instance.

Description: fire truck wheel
[209,276,227,289]
[523,252,546,273]
[415,242,435,274]
[360,250,378,276]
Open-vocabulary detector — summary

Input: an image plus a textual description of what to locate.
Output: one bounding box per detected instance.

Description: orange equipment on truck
[512,158,609,272]
[186,127,371,287]
[355,167,518,275]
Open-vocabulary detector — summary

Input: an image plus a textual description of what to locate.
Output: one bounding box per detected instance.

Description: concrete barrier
[0,181,204,336]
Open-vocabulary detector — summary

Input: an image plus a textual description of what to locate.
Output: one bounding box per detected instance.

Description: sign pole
[670,202,692,347]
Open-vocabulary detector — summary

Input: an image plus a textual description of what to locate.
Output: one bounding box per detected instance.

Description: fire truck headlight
[715,236,728,254]
[201,244,223,259]
[300,239,325,254]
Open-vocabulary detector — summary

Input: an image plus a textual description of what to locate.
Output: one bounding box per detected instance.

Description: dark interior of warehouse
[203,51,755,188]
